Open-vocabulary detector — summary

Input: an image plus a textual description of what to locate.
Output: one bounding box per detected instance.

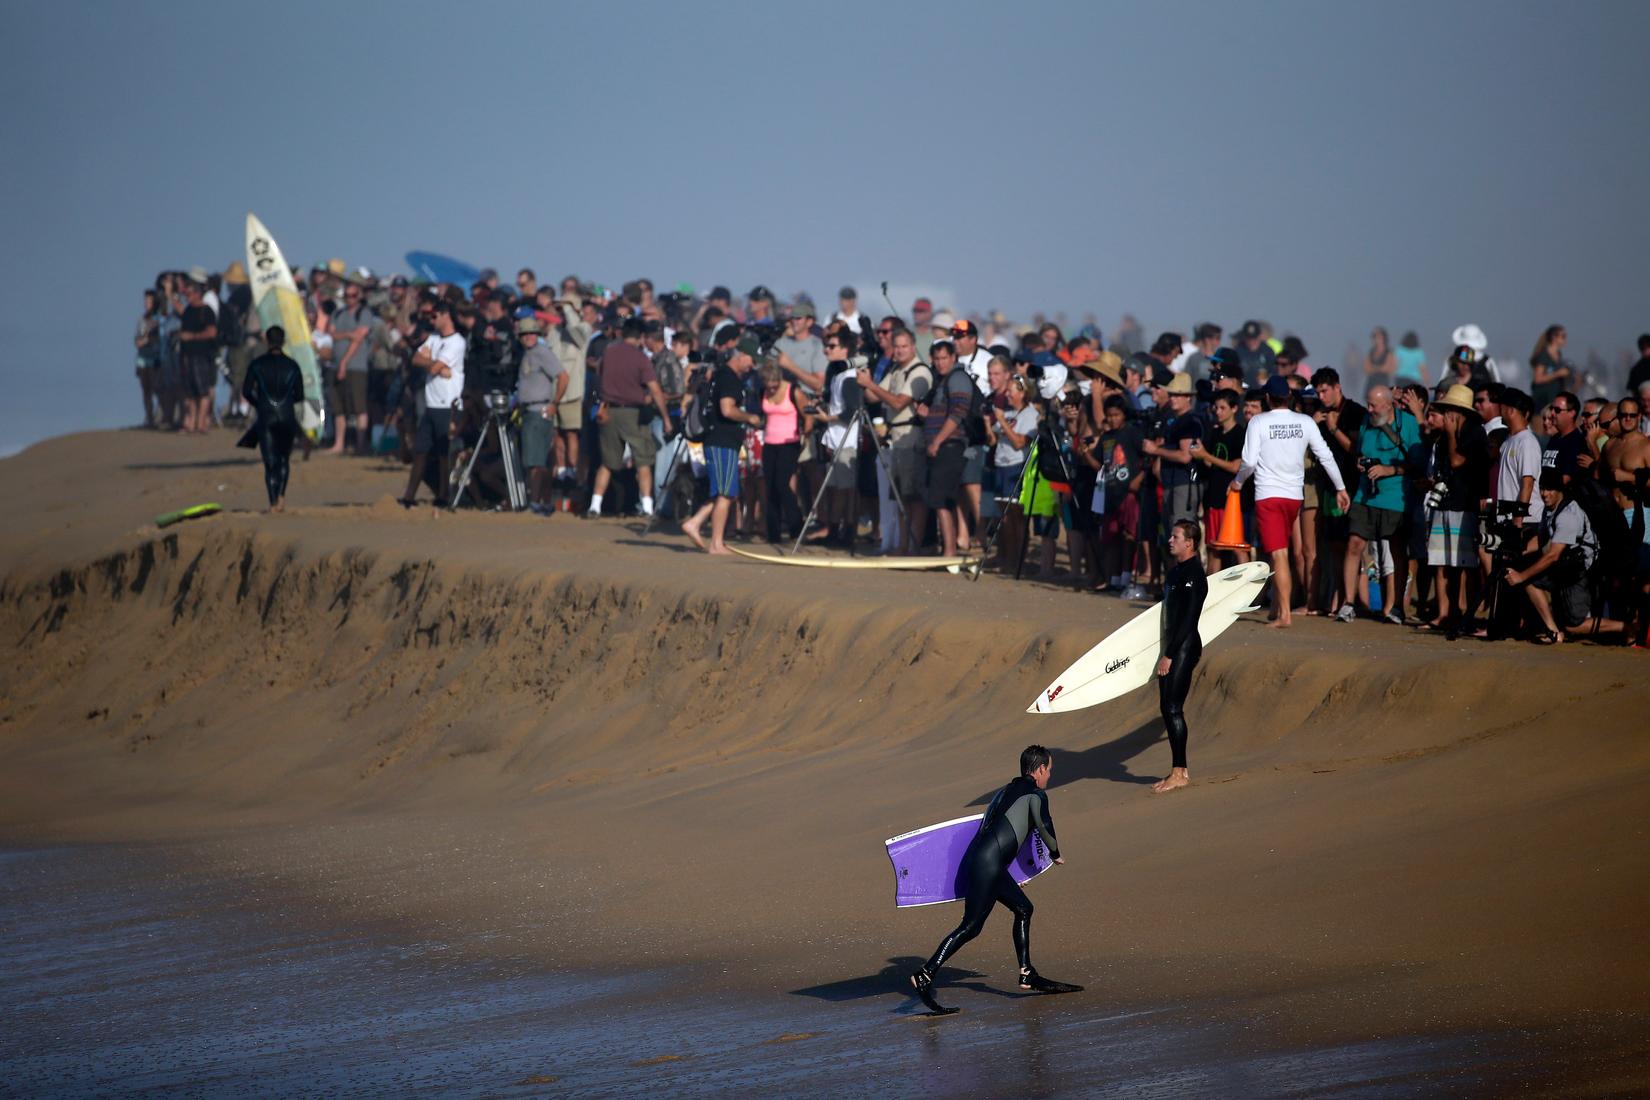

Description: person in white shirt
[830,285,865,335]
[1232,375,1348,628]
[1494,387,1544,539]
[401,302,466,506]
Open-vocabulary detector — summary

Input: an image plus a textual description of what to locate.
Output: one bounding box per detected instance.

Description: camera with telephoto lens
[1475,498,1529,553]
[1422,482,1447,511]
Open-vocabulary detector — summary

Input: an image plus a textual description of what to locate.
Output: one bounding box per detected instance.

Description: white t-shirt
[1496,427,1545,525]
[958,347,994,395]
[994,405,1039,467]
[832,309,865,335]
[1235,409,1344,501]
[421,332,467,409]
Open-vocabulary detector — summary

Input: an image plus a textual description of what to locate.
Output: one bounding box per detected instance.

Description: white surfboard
[727,546,977,570]
[1028,561,1271,714]
[245,213,325,437]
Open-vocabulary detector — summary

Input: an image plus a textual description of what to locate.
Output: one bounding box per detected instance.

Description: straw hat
[327,258,348,278]
[1080,349,1124,388]
[223,260,248,285]
[1166,372,1195,396]
[1433,383,1477,415]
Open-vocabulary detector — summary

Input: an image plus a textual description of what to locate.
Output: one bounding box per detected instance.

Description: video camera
[1477,498,1529,553]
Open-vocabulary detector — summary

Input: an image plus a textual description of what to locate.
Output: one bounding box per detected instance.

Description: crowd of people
[134,262,1650,646]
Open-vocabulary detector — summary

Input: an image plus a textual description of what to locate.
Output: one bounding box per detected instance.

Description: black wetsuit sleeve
[1160,562,1207,655]
[1030,790,1059,860]
[241,359,260,407]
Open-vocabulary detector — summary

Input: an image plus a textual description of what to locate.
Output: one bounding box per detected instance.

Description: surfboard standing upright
[1028,561,1271,714]
[245,213,324,438]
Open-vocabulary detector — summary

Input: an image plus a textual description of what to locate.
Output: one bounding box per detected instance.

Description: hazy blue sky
[5,0,1647,456]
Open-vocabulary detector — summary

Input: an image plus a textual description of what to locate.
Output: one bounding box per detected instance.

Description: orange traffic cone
[1210,487,1250,550]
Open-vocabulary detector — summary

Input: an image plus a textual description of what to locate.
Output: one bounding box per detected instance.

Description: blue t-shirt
[1353,409,1421,512]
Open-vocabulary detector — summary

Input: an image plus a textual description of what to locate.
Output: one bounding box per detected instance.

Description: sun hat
[223,261,248,285]
[187,265,209,285]
[1451,324,1487,352]
[517,317,544,335]
[1433,383,1479,415]
[1166,373,1194,396]
[931,311,957,330]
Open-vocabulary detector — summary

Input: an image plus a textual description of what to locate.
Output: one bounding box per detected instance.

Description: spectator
[1393,330,1426,387]
[1233,320,1276,384]
[681,335,764,554]
[910,298,936,359]
[1337,386,1419,622]
[1528,325,1572,411]
[1540,391,1585,483]
[832,286,865,336]
[588,318,673,518]
[1627,334,1650,396]
[1231,375,1348,629]
[1143,373,1203,536]
[135,288,163,427]
[1183,324,1222,383]
[325,278,378,455]
[176,276,218,435]
[514,317,567,515]
[400,302,465,507]
[775,300,827,394]
[1504,471,1623,643]
[857,329,932,553]
[1193,389,1248,567]
[758,362,809,544]
[1309,366,1367,611]
[1495,387,1545,535]
[1418,384,1488,631]
[549,295,594,507]
[1361,326,1395,394]
[1096,395,1146,591]
[917,340,974,558]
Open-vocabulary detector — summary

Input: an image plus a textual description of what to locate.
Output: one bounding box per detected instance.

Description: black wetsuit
[241,351,305,506]
[1159,557,1208,769]
[924,776,1060,974]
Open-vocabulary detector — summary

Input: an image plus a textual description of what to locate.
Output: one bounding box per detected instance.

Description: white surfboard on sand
[245,213,325,436]
[1027,561,1271,714]
[727,546,977,571]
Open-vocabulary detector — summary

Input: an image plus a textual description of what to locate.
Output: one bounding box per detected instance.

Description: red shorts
[1204,506,1224,546]
[1255,496,1302,555]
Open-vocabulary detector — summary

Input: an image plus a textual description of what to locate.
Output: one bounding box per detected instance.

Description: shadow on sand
[791,956,1020,1011]
[968,718,1163,806]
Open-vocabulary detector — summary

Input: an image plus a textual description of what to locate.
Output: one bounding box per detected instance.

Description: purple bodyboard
[884,813,1054,908]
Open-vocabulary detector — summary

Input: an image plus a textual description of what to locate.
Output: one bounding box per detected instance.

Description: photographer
[916,340,975,559]
[400,302,465,507]
[515,317,567,514]
[1504,471,1623,643]
[1336,386,1419,623]
[680,335,765,554]
[857,330,932,553]
[1418,384,1488,631]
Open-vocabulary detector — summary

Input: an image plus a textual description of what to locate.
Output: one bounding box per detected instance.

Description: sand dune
[2,428,1648,1084]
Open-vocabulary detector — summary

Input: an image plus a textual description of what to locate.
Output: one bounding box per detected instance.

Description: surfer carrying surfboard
[909,746,1080,1013]
[1153,520,1209,793]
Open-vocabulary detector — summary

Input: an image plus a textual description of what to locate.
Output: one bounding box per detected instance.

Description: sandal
[1530,630,1562,646]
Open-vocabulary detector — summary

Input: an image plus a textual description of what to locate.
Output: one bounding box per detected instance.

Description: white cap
[1452,323,1487,352]
[931,311,957,331]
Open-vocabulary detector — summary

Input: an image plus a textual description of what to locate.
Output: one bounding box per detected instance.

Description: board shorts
[1348,501,1404,541]
[1426,509,1478,567]
[1255,496,1302,555]
[1163,481,1202,529]
[414,407,452,458]
[599,405,657,470]
[961,444,986,486]
[705,444,740,499]
[925,442,967,509]
[519,407,553,469]
[1103,491,1140,543]
[339,371,370,417]
[1534,573,1590,628]
[889,442,926,498]
[182,353,216,398]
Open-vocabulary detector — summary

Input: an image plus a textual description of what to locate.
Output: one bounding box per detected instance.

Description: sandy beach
[3,428,1648,1095]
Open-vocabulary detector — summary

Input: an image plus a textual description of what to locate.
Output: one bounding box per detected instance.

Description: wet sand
[2,428,1648,1095]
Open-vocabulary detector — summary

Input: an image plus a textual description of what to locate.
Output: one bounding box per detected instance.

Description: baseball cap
[1150,366,1174,388]
[709,286,732,302]
[838,285,857,300]
[748,284,773,301]
[736,333,764,357]
[950,319,978,338]
[390,275,409,288]
[1239,320,1262,341]
[1265,374,1292,397]
[790,300,817,319]
[478,267,499,282]
[931,311,957,330]
[516,317,544,335]
[913,297,933,313]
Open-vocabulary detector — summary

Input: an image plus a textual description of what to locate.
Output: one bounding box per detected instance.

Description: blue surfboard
[404,251,484,287]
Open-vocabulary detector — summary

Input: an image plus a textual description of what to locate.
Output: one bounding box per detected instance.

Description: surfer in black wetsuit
[241,326,306,513]
[909,745,1080,1014]
[1154,519,1208,793]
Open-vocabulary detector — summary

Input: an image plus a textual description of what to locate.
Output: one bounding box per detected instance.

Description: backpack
[954,370,989,446]
[682,369,719,443]
[217,301,244,348]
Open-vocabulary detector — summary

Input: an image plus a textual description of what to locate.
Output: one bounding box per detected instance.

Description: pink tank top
[762,384,800,445]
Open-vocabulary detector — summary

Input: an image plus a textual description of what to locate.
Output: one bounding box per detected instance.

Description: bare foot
[1153,769,1190,793]
[1268,615,1292,629]
[271,498,285,514]
[707,543,734,555]
[681,523,707,551]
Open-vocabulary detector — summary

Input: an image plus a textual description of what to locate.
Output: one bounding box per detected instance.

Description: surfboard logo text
[1046,685,1064,703]
[1105,657,1129,674]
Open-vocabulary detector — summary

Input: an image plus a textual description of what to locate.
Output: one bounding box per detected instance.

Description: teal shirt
[1353,409,1420,512]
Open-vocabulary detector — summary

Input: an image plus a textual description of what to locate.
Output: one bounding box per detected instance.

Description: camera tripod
[450,399,526,512]
[794,405,908,557]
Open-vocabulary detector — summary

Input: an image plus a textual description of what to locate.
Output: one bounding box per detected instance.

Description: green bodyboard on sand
[155,503,222,528]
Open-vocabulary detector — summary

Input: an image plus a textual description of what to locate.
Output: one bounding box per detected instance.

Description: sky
[4,0,1648,456]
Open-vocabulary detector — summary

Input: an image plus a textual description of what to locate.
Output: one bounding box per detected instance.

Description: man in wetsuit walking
[1153,520,1209,793]
[909,746,1080,1014]
[241,326,306,513]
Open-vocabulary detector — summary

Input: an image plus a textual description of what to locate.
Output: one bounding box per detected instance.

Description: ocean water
[0,844,1628,1098]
